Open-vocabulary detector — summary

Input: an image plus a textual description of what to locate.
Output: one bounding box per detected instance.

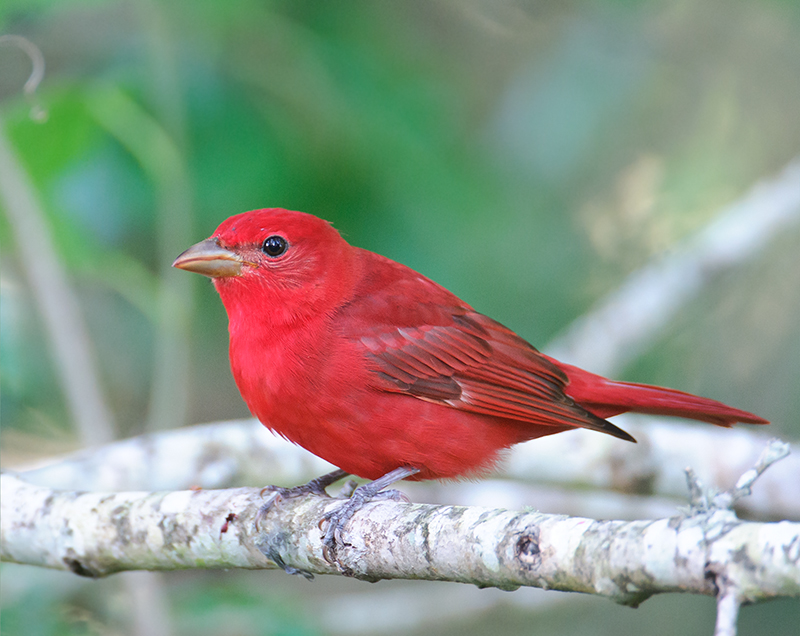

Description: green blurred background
[1,0,799,634]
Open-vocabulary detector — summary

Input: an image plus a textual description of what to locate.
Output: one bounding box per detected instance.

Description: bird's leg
[320,466,419,563]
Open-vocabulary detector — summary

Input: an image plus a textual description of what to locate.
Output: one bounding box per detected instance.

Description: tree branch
[2,471,798,610]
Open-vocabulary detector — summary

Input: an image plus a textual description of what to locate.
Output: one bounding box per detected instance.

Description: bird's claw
[318,487,409,563]
[320,500,358,563]
[254,486,300,529]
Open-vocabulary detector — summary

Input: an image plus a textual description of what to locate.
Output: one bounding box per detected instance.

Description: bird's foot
[255,468,349,529]
[255,468,350,579]
[319,467,418,563]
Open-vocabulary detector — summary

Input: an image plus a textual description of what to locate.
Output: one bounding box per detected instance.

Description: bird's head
[173,208,358,326]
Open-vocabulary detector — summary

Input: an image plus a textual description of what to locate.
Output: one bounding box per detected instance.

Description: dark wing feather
[355,310,634,442]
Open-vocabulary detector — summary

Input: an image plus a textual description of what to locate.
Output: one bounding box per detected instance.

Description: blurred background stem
[0,112,116,445]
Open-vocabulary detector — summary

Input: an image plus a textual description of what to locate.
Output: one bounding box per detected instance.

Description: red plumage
[174,208,767,482]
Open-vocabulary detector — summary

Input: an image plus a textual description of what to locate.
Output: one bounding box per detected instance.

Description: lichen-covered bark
[1,475,265,576]
[2,472,798,609]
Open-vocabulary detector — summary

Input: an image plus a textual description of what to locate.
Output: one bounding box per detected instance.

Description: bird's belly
[259,389,558,481]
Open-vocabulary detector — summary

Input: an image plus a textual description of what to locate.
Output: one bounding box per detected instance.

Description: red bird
[174,208,767,550]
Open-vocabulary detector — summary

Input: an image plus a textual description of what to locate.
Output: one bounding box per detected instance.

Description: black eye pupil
[262,235,287,257]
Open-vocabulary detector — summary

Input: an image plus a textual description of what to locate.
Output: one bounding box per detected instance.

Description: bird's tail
[545,357,769,427]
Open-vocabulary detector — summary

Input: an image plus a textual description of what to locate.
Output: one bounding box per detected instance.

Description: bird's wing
[340,275,634,442]
[363,312,634,440]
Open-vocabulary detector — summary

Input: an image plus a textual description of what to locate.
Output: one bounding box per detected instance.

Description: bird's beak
[172,238,244,278]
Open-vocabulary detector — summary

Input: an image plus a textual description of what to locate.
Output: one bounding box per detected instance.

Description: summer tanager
[174,208,767,549]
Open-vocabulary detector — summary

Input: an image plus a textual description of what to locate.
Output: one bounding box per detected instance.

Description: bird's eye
[262,235,288,257]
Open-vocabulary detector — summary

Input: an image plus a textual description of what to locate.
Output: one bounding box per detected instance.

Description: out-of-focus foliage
[1,1,799,635]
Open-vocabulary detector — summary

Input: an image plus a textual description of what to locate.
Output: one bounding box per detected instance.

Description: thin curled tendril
[0,34,48,122]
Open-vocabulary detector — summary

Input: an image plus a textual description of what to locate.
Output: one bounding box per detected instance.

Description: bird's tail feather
[545,357,769,427]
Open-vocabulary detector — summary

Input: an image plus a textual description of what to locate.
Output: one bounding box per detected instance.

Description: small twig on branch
[731,439,791,502]
[680,439,793,636]
[685,439,791,513]
[714,587,741,636]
